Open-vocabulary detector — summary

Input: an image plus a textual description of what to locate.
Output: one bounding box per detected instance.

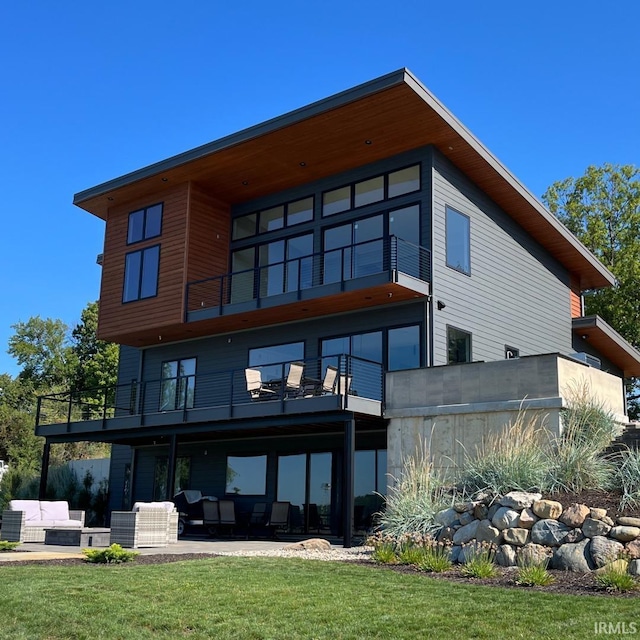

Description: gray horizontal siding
[108,444,133,512]
[431,150,573,365]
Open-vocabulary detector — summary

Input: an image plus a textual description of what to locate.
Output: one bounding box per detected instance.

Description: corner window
[127,203,163,244]
[226,455,267,495]
[123,245,160,302]
[447,326,472,364]
[153,456,191,501]
[388,325,420,371]
[160,358,196,411]
[388,165,420,198]
[446,207,470,275]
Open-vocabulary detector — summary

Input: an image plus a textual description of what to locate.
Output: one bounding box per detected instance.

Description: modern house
[36,69,640,546]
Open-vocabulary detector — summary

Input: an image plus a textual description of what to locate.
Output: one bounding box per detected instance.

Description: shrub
[594,562,637,593]
[416,539,453,573]
[612,448,640,511]
[460,542,497,579]
[0,540,20,552]
[458,410,550,495]
[377,441,453,538]
[83,544,139,564]
[515,557,555,587]
[367,533,398,565]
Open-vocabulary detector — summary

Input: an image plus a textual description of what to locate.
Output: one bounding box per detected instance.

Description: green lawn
[0,557,637,639]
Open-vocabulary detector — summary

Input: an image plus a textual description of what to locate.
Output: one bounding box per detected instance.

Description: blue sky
[1,1,638,377]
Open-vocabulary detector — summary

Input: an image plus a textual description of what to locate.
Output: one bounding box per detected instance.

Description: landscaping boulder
[594,559,628,576]
[476,519,502,545]
[552,539,593,572]
[492,507,520,530]
[436,526,455,543]
[473,503,489,521]
[609,526,640,542]
[582,517,611,538]
[499,491,542,510]
[590,507,608,521]
[589,536,624,569]
[618,516,640,528]
[559,504,590,528]
[517,543,552,566]
[459,511,475,526]
[435,508,459,528]
[563,528,585,544]
[531,519,571,546]
[285,538,331,550]
[629,559,640,576]
[502,527,530,547]
[625,539,640,559]
[452,519,480,545]
[518,508,538,530]
[532,499,563,519]
[496,544,517,567]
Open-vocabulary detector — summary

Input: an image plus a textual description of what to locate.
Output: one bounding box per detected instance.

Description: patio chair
[217,499,236,537]
[245,502,268,538]
[110,502,178,548]
[321,365,338,394]
[285,361,305,397]
[245,368,278,400]
[266,501,290,538]
[202,499,220,536]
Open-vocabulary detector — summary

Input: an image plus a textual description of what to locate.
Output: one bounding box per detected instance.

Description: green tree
[543,163,640,415]
[7,316,74,390]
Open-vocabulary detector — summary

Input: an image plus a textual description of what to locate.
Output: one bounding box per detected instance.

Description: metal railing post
[66,390,73,432]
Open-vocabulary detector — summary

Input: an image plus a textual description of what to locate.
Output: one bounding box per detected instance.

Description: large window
[128,203,163,244]
[322,164,420,217]
[447,326,472,364]
[354,449,387,530]
[123,245,160,302]
[232,196,314,240]
[160,358,196,411]
[226,455,267,495]
[388,325,420,371]
[249,341,305,381]
[446,207,471,275]
[153,456,190,501]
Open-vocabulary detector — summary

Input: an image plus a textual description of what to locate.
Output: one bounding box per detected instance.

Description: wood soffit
[74,69,614,290]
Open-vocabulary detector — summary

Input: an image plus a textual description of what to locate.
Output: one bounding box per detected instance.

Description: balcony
[185,236,430,331]
[35,355,384,439]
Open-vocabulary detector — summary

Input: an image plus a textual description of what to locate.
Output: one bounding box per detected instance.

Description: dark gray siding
[115,346,141,413]
[140,301,425,382]
[431,150,573,365]
[108,444,133,512]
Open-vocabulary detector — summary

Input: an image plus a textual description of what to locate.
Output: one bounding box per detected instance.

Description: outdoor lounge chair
[245,368,278,400]
[284,361,305,397]
[109,501,178,548]
[266,501,290,538]
[321,365,338,394]
[217,499,236,537]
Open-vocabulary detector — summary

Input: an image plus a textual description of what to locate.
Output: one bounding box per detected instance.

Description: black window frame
[447,325,472,364]
[127,202,163,245]
[505,345,520,359]
[225,454,268,496]
[159,357,197,411]
[122,244,160,303]
[445,206,471,276]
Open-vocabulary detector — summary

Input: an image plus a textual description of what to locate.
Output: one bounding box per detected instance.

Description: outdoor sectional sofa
[1,500,85,542]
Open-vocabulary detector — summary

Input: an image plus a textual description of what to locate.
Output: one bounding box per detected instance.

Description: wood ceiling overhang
[74,69,614,290]
[572,316,640,378]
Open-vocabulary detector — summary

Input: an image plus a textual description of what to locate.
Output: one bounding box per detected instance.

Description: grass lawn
[0,557,637,639]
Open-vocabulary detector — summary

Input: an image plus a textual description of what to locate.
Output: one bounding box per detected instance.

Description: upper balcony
[35,354,384,441]
[184,236,430,335]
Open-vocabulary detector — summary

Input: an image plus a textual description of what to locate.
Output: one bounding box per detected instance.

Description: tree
[7,317,74,390]
[543,163,640,415]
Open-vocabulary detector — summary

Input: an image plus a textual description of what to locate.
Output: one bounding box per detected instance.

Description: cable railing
[186,236,431,314]
[36,355,384,430]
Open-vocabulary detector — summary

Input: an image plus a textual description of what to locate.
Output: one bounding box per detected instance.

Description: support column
[342,417,355,548]
[166,435,178,500]
[39,441,51,499]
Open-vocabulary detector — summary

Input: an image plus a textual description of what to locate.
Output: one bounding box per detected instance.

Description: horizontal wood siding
[98,184,190,341]
[187,185,230,283]
[431,150,573,365]
[570,277,582,318]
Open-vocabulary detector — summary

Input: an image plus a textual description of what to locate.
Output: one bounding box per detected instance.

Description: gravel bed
[216,545,374,562]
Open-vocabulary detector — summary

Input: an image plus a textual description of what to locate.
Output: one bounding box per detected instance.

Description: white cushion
[52,520,83,528]
[133,501,175,512]
[9,500,41,522]
[40,501,70,521]
[38,520,56,527]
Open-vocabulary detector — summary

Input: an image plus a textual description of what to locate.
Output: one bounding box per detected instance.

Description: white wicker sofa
[1,500,85,543]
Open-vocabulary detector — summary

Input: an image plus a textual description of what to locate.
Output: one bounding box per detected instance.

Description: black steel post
[342,417,355,548]
[166,434,178,500]
[39,441,51,499]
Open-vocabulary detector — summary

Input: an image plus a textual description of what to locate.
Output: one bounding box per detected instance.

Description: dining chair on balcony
[285,361,305,397]
[245,368,278,400]
[321,365,339,394]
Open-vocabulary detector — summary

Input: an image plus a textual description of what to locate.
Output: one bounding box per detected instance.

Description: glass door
[277,452,333,534]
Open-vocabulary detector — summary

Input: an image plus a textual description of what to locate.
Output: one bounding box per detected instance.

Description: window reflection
[226,455,267,495]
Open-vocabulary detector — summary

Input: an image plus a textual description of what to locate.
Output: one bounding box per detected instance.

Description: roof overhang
[74,68,615,290]
[572,315,640,377]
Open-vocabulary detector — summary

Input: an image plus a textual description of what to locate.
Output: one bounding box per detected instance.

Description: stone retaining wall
[435,492,640,573]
